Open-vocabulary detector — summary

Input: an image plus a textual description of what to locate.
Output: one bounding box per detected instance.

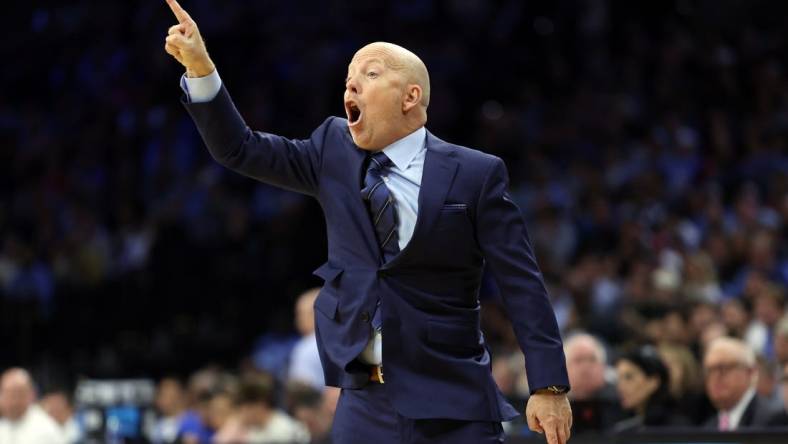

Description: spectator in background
[0,368,65,444]
[215,374,308,444]
[681,252,723,303]
[563,333,622,433]
[613,346,688,433]
[657,343,712,425]
[755,355,782,411]
[720,298,752,340]
[689,302,721,346]
[40,389,82,444]
[781,363,788,416]
[285,381,334,444]
[177,367,235,444]
[746,283,786,360]
[774,315,788,366]
[703,337,786,430]
[490,350,530,409]
[152,377,188,444]
[176,389,215,444]
[700,322,729,355]
[206,390,236,436]
[287,288,324,389]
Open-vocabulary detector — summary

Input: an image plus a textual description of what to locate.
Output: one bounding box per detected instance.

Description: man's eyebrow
[350,58,386,72]
[346,58,387,82]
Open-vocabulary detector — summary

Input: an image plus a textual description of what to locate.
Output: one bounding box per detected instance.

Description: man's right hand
[164,0,215,77]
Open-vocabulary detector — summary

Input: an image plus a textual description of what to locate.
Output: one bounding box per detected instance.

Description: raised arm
[162,0,326,196]
[164,0,215,78]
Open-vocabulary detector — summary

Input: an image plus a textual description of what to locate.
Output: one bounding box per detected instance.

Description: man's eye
[367,72,378,79]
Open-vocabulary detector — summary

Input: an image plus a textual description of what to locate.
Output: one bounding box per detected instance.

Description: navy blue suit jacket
[183,85,569,421]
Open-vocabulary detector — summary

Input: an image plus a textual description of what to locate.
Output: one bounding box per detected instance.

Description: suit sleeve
[475,157,570,392]
[183,84,328,196]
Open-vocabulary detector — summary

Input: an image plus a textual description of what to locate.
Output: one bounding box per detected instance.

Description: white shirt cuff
[180,69,222,103]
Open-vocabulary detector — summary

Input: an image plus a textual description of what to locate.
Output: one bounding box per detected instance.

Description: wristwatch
[536,385,569,395]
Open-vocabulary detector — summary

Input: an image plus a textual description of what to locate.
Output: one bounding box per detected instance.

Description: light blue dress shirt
[181,71,426,364]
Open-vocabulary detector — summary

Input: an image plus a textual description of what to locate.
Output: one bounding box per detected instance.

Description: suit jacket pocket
[441,203,467,212]
[312,262,343,320]
[436,204,470,231]
[314,288,339,320]
[426,319,480,349]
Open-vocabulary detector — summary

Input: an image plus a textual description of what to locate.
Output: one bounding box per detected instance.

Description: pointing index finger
[166,0,192,24]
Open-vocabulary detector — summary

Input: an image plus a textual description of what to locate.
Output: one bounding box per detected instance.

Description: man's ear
[402,84,423,112]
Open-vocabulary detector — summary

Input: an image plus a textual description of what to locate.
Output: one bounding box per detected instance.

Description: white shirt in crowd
[719,386,757,431]
[245,410,310,444]
[0,405,66,444]
[288,333,325,389]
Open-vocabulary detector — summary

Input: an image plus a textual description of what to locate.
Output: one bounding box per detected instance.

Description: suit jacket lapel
[739,395,757,427]
[382,131,458,270]
[343,131,382,262]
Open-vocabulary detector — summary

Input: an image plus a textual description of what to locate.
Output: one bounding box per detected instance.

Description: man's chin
[351,134,377,151]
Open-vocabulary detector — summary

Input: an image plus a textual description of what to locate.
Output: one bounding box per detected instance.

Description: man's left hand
[525,392,572,444]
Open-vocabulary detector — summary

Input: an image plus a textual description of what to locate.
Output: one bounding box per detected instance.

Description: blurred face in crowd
[721,299,750,336]
[704,338,756,411]
[782,363,788,414]
[0,369,35,421]
[616,360,659,412]
[565,335,606,400]
[344,42,429,150]
[754,291,783,327]
[155,378,186,417]
[690,303,718,339]
[775,328,788,366]
[207,393,234,430]
[661,311,689,344]
[239,400,269,427]
[700,322,728,353]
[491,357,516,396]
[40,392,73,425]
[756,358,776,398]
[659,346,696,399]
[295,289,319,336]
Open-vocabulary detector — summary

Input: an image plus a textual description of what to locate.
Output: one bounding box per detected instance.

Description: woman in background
[613,345,689,433]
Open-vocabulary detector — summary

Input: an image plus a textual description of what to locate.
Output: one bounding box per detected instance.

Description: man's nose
[345,77,359,95]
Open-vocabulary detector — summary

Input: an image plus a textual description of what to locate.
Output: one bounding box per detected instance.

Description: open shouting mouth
[345,100,363,127]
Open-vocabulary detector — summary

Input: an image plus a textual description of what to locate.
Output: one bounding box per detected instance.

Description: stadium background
[1,0,788,442]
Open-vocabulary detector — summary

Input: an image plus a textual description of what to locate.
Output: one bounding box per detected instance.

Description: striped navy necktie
[361,152,400,262]
[361,151,399,330]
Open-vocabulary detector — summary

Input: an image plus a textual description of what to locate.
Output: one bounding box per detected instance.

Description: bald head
[295,288,320,336]
[565,333,607,364]
[352,42,430,108]
[0,368,35,421]
[344,42,430,150]
[564,333,607,399]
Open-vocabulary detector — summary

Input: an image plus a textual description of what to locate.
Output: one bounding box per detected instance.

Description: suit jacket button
[361,312,370,322]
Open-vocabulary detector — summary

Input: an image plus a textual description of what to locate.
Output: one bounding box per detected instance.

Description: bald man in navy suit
[164,1,572,443]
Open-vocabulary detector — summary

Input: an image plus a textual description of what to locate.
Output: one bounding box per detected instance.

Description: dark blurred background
[1,0,788,442]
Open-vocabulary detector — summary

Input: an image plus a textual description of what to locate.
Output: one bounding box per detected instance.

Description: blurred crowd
[2,0,788,442]
[0,289,337,443]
